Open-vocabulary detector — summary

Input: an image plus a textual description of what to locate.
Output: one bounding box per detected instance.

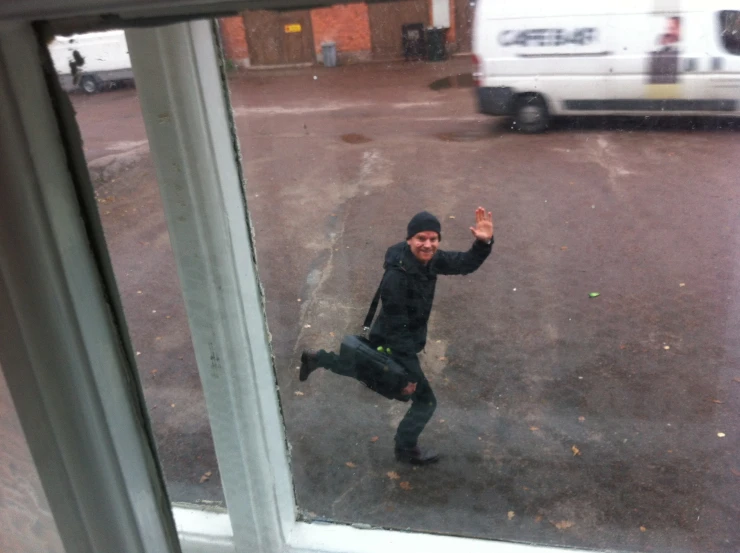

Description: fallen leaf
[578,416,586,422]
[399,481,412,490]
[679,283,685,287]
[345,462,357,468]
[155,336,162,341]
[151,369,158,375]
[529,426,539,431]
[554,520,574,530]
[572,445,581,456]
[448,215,456,219]
[370,436,379,443]
[329,332,335,337]
[199,470,212,483]
[170,403,175,408]
[166,315,172,319]
[438,356,448,361]
[304,324,311,328]
[535,515,543,523]
[297,298,302,302]
[561,246,568,251]
[731,468,740,477]
[663,345,670,350]
[294,391,304,396]
[136,351,141,356]
[507,511,515,520]
[386,471,400,480]
[710,399,724,404]
[640,526,647,532]
[717,432,726,438]
[137,290,142,294]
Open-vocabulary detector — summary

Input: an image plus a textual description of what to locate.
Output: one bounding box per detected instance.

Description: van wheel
[79,74,101,94]
[513,95,549,133]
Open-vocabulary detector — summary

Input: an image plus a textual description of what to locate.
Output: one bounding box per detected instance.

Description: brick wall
[447,0,457,44]
[219,16,249,65]
[310,3,371,62]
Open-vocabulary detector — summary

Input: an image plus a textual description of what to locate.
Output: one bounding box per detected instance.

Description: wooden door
[368,0,429,60]
[244,10,315,66]
[455,0,473,53]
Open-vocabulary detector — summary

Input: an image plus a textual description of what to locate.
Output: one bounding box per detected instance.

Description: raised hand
[469,206,494,242]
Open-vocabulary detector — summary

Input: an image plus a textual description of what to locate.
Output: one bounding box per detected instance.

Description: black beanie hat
[407,211,441,240]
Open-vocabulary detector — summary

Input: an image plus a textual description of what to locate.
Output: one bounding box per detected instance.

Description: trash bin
[402,23,426,61]
[322,42,337,67]
[426,27,449,62]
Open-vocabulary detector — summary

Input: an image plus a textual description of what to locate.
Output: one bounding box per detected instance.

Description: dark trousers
[316,349,437,450]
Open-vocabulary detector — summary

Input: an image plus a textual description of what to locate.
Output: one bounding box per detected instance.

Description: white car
[49,30,134,94]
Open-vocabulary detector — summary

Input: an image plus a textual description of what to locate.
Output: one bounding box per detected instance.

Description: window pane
[224,6,739,553]
[0,368,64,553]
[47,31,224,507]
[720,11,740,55]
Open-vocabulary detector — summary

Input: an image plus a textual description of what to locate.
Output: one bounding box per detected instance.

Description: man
[300,207,494,465]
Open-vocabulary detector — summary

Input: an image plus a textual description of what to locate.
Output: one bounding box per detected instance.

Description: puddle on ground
[429,73,474,91]
[341,133,372,144]
[436,130,487,142]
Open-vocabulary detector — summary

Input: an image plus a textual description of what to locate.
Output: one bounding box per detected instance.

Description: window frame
[1,4,637,553]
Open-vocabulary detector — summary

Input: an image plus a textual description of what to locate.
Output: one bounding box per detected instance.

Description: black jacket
[369,239,492,363]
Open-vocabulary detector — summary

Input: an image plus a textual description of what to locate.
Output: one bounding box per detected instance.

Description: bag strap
[362,273,385,332]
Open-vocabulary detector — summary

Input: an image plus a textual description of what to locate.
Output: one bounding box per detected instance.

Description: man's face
[407,231,439,264]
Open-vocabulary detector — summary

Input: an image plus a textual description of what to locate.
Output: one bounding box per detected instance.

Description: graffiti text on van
[498,28,598,47]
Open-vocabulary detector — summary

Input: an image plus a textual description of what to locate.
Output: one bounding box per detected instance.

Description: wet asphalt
[71,58,740,553]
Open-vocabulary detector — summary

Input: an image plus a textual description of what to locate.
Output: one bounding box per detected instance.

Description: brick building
[219,0,473,67]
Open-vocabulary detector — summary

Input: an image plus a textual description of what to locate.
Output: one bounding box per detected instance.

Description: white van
[49,30,133,94]
[472,1,740,132]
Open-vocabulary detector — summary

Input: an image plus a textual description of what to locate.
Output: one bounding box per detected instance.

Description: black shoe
[299,350,320,382]
[394,446,440,465]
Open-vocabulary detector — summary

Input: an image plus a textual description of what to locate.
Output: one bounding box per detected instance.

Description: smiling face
[407,231,440,265]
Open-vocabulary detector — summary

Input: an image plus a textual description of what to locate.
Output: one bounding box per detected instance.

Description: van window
[720,10,740,54]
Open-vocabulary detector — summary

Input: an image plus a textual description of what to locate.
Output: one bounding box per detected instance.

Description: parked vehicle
[472,0,740,132]
[49,30,134,94]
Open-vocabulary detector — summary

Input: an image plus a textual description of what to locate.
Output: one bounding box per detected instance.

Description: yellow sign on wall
[284,23,302,33]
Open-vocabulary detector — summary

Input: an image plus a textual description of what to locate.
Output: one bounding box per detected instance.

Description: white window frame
[1,4,595,553]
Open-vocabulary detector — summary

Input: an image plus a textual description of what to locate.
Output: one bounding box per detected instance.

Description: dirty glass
[47,4,740,552]
[45,32,225,507]
[223,4,739,553]
[0,368,64,553]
